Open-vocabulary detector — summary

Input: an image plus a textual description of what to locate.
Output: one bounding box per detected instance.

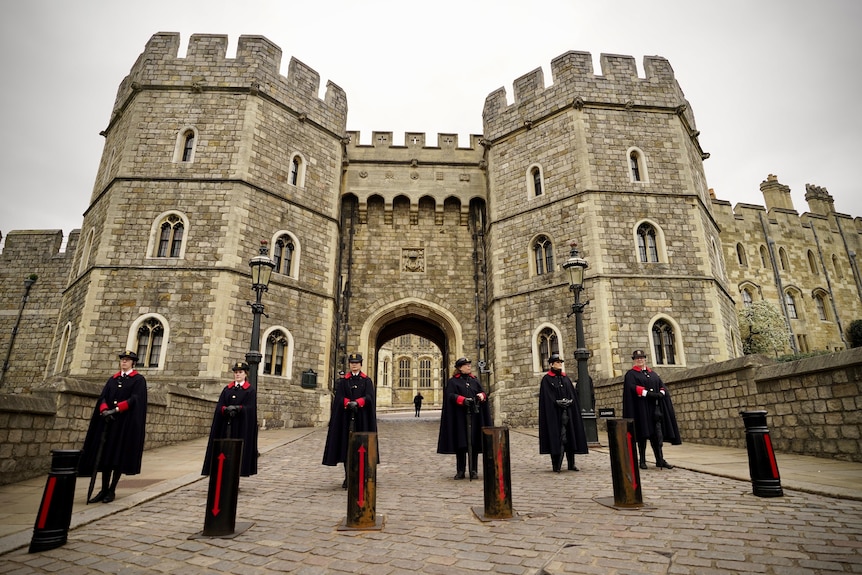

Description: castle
[1,32,860,430]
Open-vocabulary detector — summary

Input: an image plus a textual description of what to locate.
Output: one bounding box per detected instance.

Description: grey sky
[1,0,860,243]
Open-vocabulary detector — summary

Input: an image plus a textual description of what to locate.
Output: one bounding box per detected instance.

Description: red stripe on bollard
[764,434,779,479]
[36,477,57,529]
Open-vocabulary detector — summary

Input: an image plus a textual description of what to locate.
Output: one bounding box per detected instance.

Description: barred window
[534,236,554,276]
[264,330,290,376]
[538,328,559,370]
[136,318,164,368]
[651,319,676,365]
[637,223,659,263]
[419,358,432,388]
[398,358,411,388]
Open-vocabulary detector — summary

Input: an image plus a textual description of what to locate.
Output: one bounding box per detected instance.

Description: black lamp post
[246,242,275,390]
[562,244,597,444]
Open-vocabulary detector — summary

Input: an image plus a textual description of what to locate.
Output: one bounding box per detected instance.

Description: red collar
[347,371,366,378]
[633,365,652,373]
[229,380,250,389]
[456,372,473,378]
[546,370,567,377]
[113,370,138,378]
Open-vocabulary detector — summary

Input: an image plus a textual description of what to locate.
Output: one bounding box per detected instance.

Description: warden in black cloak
[436,357,491,480]
[78,349,148,503]
[202,361,259,477]
[322,353,378,488]
[538,354,588,472]
[622,349,681,469]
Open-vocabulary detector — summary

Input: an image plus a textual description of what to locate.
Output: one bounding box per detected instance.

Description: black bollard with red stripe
[740,410,783,497]
[479,426,514,520]
[202,438,243,536]
[29,449,82,553]
[605,419,644,508]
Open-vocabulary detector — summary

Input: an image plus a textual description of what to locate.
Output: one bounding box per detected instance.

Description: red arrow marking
[36,476,57,529]
[627,432,638,489]
[496,443,505,498]
[764,434,779,478]
[212,453,226,516]
[357,445,367,506]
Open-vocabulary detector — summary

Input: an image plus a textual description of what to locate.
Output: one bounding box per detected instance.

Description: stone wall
[593,346,862,463]
[0,377,214,486]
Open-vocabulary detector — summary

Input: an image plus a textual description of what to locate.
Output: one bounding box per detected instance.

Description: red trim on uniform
[113,371,122,378]
[356,398,365,408]
[636,386,646,396]
[457,395,466,405]
[633,365,651,373]
[117,401,129,412]
[99,402,109,412]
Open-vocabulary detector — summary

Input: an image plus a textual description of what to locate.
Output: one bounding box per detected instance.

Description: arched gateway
[358,298,464,409]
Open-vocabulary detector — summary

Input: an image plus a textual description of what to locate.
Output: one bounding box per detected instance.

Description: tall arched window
[54,322,72,374]
[779,247,790,271]
[538,327,559,370]
[759,245,769,268]
[77,228,94,276]
[264,330,290,376]
[814,291,830,321]
[630,152,641,181]
[419,358,432,388]
[273,234,295,276]
[637,223,659,263]
[807,250,818,275]
[627,148,648,183]
[398,358,411,387]
[651,319,676,365]
[736,243,748,266]
[382,358,390,387]
[832,254,844,279]
[532,167,543,196]
[156,215,184,258]
[136,317,165,368]
[181,131,195,162]
[533,235,554,275]
[785,291,798,319]
[288,153,306,187]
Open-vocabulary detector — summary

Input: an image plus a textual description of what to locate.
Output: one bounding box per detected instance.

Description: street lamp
[562,243,597,444]
[246,241,275,390]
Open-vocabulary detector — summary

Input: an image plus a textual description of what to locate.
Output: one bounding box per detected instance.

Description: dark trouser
[550,452,576,471]
[637,420,666,465]
[456,449,479,474]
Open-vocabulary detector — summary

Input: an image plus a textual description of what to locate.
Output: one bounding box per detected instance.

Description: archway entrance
[357,298,464,410]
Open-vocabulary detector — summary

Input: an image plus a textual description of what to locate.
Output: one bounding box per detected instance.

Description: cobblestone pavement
[2,414,861,574]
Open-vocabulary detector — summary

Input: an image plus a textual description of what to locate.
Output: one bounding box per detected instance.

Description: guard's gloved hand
[347,401,358,411]
[646,390,663,400]
[100,408,119,421]
[225,405,240,418]
[556,399,572,407]
[464,397,476,408]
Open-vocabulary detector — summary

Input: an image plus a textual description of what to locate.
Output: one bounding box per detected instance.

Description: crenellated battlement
[111,32,347,135]
[483,50,692,140]
[345,131,485,163]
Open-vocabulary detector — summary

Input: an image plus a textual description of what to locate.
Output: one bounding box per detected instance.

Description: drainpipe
[0,274,38,387]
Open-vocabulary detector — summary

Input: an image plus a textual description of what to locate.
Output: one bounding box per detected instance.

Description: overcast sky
[1,0,860,245]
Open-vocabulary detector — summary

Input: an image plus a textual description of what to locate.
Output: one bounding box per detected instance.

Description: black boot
[454,471,465,480]
[638,439,648,469]
[652,440,673,469]
[567,453,579,471]
[551,454,561,472]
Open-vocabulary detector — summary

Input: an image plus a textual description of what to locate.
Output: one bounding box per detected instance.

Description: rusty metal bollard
[477,426,514,520]
[603,419,644,508]
[29,449,82,553]
[341,431,382,530]
[740,410,783,497]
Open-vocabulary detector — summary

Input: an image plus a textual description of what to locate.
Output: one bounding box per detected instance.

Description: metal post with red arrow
[199,438,252,538]
[474,426,515,521]
[340,431,383,531]
[596,418,647,510]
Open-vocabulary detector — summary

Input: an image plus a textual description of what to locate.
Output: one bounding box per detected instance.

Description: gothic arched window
[398,358,411,388]
[419,358,432,388]
[785,291,798,319]
[273,234,295,276]
[156,215,184,258]
[651,319,676,365]
[538,327,559,370]
[534,235,554,275]
[264,330,290,376]
[637,223,659,263]
[136,317,165,368]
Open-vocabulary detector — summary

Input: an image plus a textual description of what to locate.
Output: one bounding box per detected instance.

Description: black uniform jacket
[78,370,148,477]
[322,371,378,465]
[538,369,589,455]
[622,365,682,444]
[436,372,491,454]
[202,380,259,477]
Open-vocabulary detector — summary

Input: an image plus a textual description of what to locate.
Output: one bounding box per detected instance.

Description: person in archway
[414,391,424,417]
[201,361,259,478]
[322,352,378,488]
[622,349,681,469]
[538,354,588,472]
[78,349,148,504]
[437,357,491,479]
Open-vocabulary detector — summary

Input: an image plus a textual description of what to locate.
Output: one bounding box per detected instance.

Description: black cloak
[622,365,682,445]
[538,369,589,456]
[78,370,148,477]
[436,372,491,454]
[322,371,378,466]
[202,380,259,477]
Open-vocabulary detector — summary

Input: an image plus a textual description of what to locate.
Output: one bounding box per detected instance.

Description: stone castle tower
[2,33,860,429]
